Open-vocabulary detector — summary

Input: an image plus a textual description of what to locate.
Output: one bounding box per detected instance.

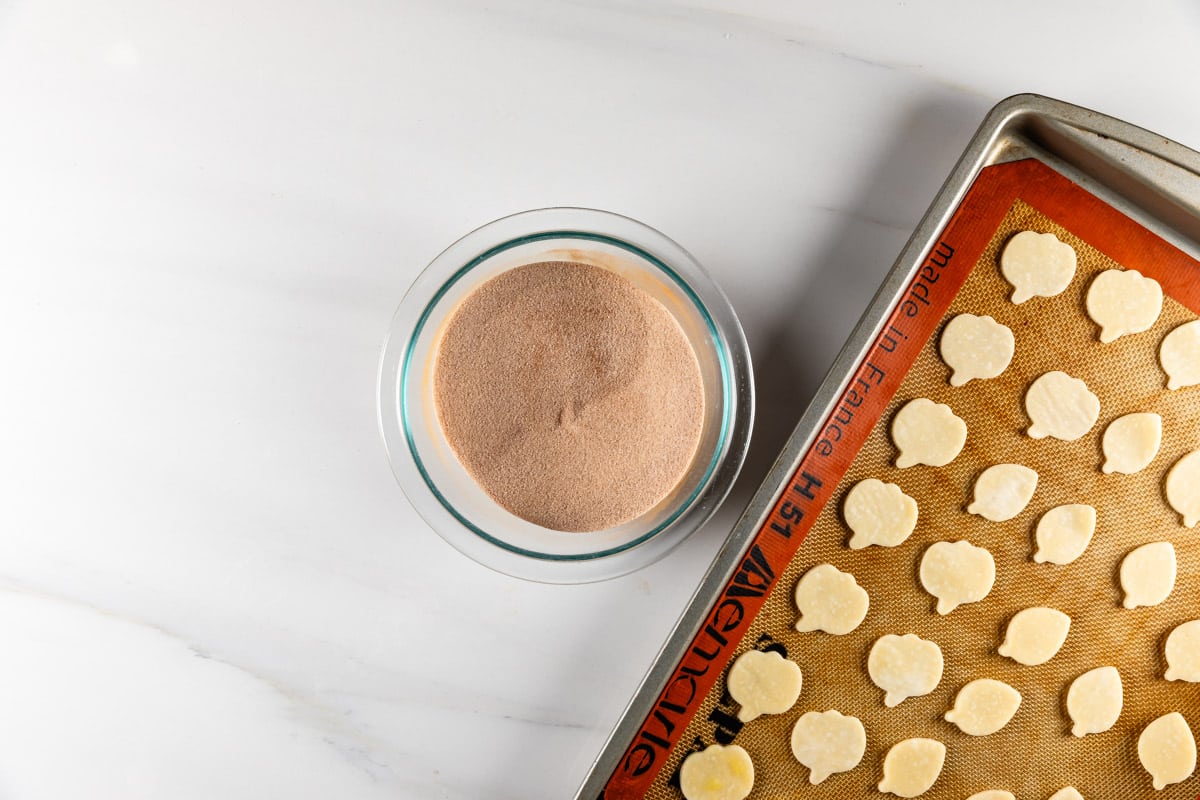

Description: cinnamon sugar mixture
[433,261,705,532]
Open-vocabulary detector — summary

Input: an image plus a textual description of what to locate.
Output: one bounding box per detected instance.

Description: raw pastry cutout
[726,649,801,723]
[966,792,1014,800]
[1138,712,1196,791]
[1101,412,1162,475]
[878,738,945,798]
[1166,449,1200,528]
[868,633,944,707]
[938,313,1015,386]
[999,230,1077,304]
[843,479,918,550]
[1120,541,1176,609]
[1048,788,1084,800]
[967,463,1039,522]
[794,564,869,635]
[1085,268,1163,343]
[1033,504,1096,565]
[1066,666,1122,737]
[789,710,866,785]
[1160,320,1200,390]
[944,678,1021,736]
[679,744,754,800]
[891,398,967,468]
[1024,371,1100,441]
[919,540,995,615]
[1164,620,1200,682]
[998,607,1071,666]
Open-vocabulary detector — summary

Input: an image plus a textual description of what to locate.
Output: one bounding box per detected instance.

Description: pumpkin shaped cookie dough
[843,479,918,550]
[679,744,754,800]
[1024,371,1100,441]
[939,313,1015,386]
[794,564,869,635]
[726,649,801,723]
[868,634,944,707]
[1085,268,1163,343]
[789,710,866,785]
[891,398,967,468]
[878,738,945,798]
[1160,320,1200,390]
[919,541,995,615]
[999,230,1077,304]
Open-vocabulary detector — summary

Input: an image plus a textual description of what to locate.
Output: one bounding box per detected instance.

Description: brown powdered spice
[432,261,705,532]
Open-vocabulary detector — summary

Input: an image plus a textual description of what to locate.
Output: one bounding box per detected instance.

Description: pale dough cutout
[919,540,995,615]
[727,649,802,723]
[1048,789,1084,800]
[1160,320,1200,390]
[1086,268,1164,343]
[843,479,918,550]
[967,463,1039,522]
[1164,619,1200,682]
[939,313,1015,386]
[679,743,755,800]
[944,678,1021,736]
[966,792,1014,800]
[1138,712,1196,791]
[794,564,869,635]
[1066,665,1122,737]
[998,606,1071,666]
[868,633,944,707]
[1120,541,1176,609]
[999,230,1077,304]
[1101,412,1162,474]
[1033,504,1097,565]
[789,710,866,785]
[1166,449,1200,528]
[1024,371,1100,441]
[878,738,945,798]
[891,398,967,468]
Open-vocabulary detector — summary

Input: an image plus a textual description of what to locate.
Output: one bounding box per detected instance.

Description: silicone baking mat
[601,159,1200,799]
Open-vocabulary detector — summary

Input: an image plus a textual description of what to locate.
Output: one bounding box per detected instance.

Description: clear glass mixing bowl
[378,208,753,582]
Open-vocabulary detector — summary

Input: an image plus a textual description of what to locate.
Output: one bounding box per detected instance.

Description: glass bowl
[378,208,753,582]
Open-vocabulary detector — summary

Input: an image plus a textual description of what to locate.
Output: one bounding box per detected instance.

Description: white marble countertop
[3,2,1200,798]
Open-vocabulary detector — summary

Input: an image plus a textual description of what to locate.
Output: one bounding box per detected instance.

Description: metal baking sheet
[575,94,1200,799]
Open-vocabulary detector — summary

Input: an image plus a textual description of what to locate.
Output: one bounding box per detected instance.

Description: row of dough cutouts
[678,232,1200,800]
